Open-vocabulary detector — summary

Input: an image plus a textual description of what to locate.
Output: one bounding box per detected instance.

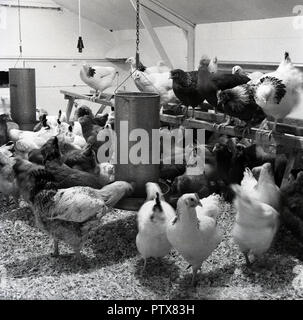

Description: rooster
[80,64,118,101]
[13,159,134,261]
[197,56,250,112]
[254,52,303,135]
[217,84,266,134]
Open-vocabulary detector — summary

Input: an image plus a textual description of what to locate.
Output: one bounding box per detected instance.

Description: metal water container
[115,92,160,197]
[9,68,36,130]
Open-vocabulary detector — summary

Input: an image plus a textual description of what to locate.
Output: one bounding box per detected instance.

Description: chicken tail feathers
[29,169,57,203]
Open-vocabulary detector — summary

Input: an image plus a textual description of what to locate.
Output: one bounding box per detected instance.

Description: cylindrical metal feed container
[9,68,36,131]
[115,92,160,197]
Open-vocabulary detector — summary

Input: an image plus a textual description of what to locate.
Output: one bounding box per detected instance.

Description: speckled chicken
[167,193,223,285]
[217,84,266,134]
[13,159,134,260]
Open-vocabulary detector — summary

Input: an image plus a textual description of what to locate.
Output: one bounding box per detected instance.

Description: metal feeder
[114,92,161,211]
[9,68,37,131]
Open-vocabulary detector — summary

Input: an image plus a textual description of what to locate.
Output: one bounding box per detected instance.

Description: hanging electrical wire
[77,0,84,53]
[14,0,23,67]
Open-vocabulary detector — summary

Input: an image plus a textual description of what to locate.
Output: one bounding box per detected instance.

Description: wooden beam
[186,28,195,70]
[129,0,173,69]
[140,0,195,31]
[140,0,195,71]
[160,114,303,152]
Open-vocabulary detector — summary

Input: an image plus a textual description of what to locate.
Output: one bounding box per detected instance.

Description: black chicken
[0,114,9,146]
[280,171,303,243]
[217,84,266,134]
[170,69,202,113]
[197,57,250,112]
[213,136,287,201]
[40,136,109,189]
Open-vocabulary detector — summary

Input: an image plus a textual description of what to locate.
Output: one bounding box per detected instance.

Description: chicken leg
[52,239,59,257]
[244,252,252,267]
[191,266,199,287]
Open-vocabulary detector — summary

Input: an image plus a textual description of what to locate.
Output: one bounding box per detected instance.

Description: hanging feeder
[114,0,167,211]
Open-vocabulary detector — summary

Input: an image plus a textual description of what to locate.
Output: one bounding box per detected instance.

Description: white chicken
[197,193,221,220]
[254,52,303,134]
[166,193,223,285]
[208,57,218,74]
[241,163,281,211]
[231,183,279,266]
[125,57,170,74]
[133,71,178,105]
[80,64,118,100]
[136,182,175,272]
[125,57,178,105]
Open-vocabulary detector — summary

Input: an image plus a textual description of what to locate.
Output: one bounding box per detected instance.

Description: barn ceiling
[54,0,300,30]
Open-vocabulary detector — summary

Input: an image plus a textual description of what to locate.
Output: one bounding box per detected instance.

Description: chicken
[136,183,176,272]
[240,163,281,211]
[213,136,287,201]
[172,145,216,199]
[125,57,177,105]
[78,115,103,142]
[63,143,99,174]
[132,70,178,105]
[197,193,221,220]
[232,66,264,83]
[125,57,170,75]
[280,171,303,243]
[216,84,266,134]
[170,69,201,113]
[231,183,279,266]
[60,125,87,149]
[40,136,110,189]
[28,139,81,166]
[80,64,118,100]
[0,114,9,146]
[0,146,19,202]
[167,193,223,285]
[208,57,218,74]
[13,160,134,260]
[98,162,115,183]
[197,56,250,112]
[255,52,303,135]
[0,141,15,158]
[34,110,67,132]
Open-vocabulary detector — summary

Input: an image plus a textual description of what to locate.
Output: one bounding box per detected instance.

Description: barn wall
[195,16,303,67]
[0,0,119,115]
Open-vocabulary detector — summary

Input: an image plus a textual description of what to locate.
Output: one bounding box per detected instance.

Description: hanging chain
[135,0,140,70]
